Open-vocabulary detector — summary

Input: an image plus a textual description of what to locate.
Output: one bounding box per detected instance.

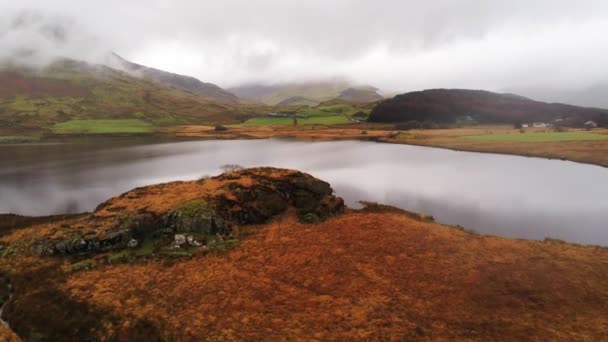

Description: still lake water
[1,138,607,245]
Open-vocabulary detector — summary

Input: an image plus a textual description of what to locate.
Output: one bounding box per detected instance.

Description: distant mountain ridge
[228,80,380,106]
[369,88,608,124]
[275,96,319,107]
[336,87,383,103]
[108,53,238,103]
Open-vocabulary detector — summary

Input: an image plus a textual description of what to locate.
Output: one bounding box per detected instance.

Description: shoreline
[377,137,608,169]
[4,126,607,169]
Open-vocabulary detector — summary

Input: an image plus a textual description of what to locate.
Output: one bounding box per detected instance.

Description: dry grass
[2,209,607,340]
[0,325,20,342]
[51,211,608,340]
[385,126,608,167]
[161,124,395,141]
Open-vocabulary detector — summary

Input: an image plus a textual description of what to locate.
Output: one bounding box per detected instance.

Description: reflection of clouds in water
[1,138,608,245]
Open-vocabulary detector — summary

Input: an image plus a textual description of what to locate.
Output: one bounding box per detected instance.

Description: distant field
[241,115,351,126]
[464,132,608,142]
[0,135,41,143]
[53,119,154,134]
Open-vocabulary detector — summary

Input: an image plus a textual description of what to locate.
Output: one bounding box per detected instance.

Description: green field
[53,119,154,134]
[241,115,351,126]
[0,135,41,143]
[464,132,608,142]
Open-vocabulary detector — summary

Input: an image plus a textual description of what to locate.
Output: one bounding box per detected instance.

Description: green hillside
[0,59,244,134]
[240,99,377,126]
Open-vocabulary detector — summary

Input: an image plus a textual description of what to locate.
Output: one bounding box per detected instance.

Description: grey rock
[128,239,138,248]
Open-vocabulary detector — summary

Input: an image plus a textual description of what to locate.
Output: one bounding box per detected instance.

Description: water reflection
[1,138,607,245]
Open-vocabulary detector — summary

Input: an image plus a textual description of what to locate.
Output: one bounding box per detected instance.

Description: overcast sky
[2,0,608,93]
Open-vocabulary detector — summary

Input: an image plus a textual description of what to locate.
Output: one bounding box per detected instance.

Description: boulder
[174,234,187,246]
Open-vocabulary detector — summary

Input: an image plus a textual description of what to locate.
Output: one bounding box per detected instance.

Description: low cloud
[2,0,608,95]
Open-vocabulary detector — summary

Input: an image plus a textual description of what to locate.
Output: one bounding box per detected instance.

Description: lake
[1,138,607,245]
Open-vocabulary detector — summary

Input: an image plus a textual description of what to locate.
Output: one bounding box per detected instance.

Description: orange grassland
[3,210,608,340]
[383,126,608,168]
[56,212,608,339]
[161,124,395,141]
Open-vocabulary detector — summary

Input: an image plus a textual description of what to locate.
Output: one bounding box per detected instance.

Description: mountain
[369,88,608,124]
[336,87,383,103]
[107,53,237,103]
[275,96,319,107]
[0,59,243,132]
[228,80,378,106]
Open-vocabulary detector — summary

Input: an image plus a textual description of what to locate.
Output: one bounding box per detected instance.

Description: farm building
[585,120,598,129]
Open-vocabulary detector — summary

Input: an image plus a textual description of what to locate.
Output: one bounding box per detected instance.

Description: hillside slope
[108,53,237,103]
[336,87,383,103]
[1,168,607,340]
[369,88,608,124]
[0,60,243,132]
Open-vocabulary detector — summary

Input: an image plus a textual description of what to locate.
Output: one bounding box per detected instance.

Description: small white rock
[174,234,187,245]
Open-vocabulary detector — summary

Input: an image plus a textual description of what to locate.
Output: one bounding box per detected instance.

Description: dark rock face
[36,168,345,256]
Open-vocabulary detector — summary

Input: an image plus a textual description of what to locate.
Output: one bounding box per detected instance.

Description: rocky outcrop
[34,168,344,256]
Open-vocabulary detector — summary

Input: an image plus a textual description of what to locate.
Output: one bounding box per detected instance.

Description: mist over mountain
[504,84,608,109]
[107,53,237,103]
[4,1,608,97]
[336,87,383,103]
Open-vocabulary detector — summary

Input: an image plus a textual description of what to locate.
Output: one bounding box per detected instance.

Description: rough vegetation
[383,125,608,167]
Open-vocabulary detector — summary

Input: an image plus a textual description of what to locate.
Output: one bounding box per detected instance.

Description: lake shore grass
[383,126,608,167]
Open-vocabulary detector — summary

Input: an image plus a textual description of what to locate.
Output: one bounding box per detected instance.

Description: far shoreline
[3,124,608,168]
